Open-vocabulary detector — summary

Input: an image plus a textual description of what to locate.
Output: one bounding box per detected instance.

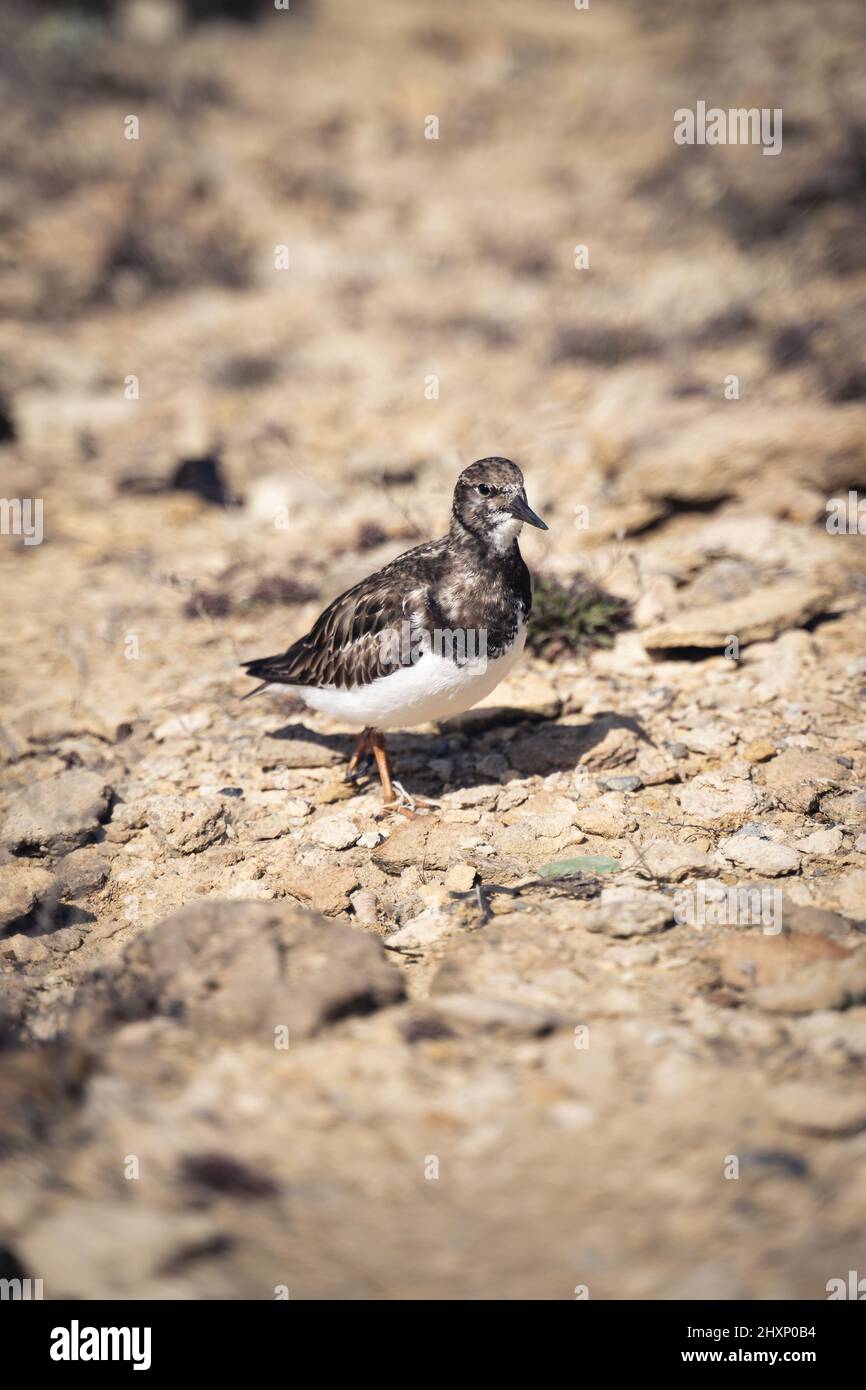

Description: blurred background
[1,0,866,1301]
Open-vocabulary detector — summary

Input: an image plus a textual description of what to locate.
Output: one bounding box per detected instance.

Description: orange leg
[345,727,373,781]
[370,730,438,818]
[369,729,408,814]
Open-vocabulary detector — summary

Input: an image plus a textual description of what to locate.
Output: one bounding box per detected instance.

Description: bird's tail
[240,652,295,701]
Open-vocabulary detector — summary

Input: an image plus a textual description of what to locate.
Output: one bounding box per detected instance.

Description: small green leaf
[540,856,620,877]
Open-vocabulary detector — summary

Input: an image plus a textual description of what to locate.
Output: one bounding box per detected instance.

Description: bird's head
[452,457,548,551]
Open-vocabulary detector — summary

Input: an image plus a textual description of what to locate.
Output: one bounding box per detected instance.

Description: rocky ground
[1,0,866,1299]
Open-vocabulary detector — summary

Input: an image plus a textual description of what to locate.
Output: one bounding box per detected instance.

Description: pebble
[349,889,379,925]
[357,829,385,849]
[444,863,477,893]
[153,710,211,741]
[0,863,55,930]
[52,846,111,900]
[589,886,674,938]
[310,814,361,850]
[148,795,228,854]
[719,834,801,877]
[676,772,758,827]
[794,828,843,855]
[598,775,643,793]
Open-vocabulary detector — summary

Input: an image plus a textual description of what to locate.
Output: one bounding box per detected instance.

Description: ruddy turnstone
[242,457,547,813]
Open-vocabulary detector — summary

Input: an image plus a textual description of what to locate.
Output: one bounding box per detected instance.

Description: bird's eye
[477,483,492,496]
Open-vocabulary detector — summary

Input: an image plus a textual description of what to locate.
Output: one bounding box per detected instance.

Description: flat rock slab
[72,898,405,1042]
[757,748,844,813]
[641,580,833,650]
[2,769,113,855]
[675,770,759,828]
[719,834,801,876]
[621,838,717,882]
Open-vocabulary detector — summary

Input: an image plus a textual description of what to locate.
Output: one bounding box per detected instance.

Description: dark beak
[509,492,548,530]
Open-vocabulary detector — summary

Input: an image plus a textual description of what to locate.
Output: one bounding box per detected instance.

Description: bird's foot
[376,781,439,820]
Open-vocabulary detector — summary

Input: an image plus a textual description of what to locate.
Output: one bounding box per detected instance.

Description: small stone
[373,821,465,876]
[226,880,275,900]
[621,838,716,883]
[104,799,149,843]
[667,742,690,760]
[385,906,457,954]
[719,835,801,877]
[759,749,843,814]
[681,726,737,756]
[794,827,843,855]
[0,863,55,930]
[310,814,360,850]
[153,709,211,742]
[46,925,87,953]
[0,933,51,962]
[277,865,359,916]
[575,806,637,838]
[781,900,852,941]
[52,846,111,900]
[349,889,379,925]
[676,771,758,828]
[821,792,866,826]
[855,834,866,853]
[743,740,777,763]
[250,812,294,841]
[598,775,643,793]
[444,863,477,893]
[356,829,385,849]
[737,821,771,839]
[588,886,674,937]
[148,796,228,854]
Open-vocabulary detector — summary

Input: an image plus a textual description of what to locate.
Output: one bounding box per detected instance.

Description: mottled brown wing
[242,571,430,691]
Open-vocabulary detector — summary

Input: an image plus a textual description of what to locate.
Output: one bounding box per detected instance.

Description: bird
[241,457,548,814]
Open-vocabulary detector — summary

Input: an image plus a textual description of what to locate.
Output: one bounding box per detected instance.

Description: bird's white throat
[488,515,523,553]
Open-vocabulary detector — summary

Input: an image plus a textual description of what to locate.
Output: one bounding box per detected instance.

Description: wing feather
[242,541,444,691]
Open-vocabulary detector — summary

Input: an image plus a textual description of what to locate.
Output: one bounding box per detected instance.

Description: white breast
[291,623,527,730]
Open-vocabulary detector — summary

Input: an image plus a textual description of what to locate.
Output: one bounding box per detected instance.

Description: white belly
[290,624,527,730]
